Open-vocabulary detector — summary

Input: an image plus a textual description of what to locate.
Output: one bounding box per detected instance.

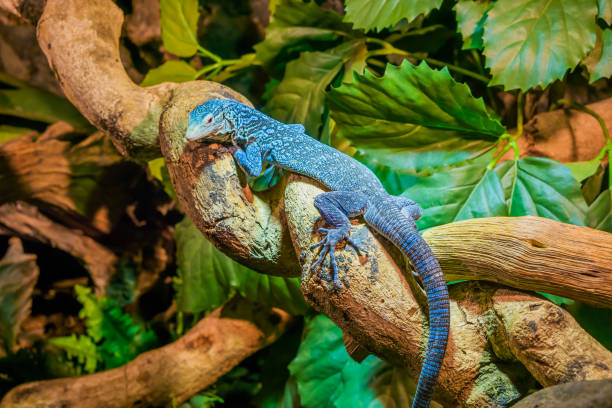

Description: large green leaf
[402,151,507,230]
[454,0,489,50]
[288,315,417,408]
[0,87,92,132]
[174,217,308,315]
[343,0,443,32]
[160,0,200,57]
[327,60,505,173]
[0,240,38,353]
[587,189,612,231]
[264,41,363,137]
[141,60,197,87]
[254,0,351,67]
[584,28,612,82]
[599,0,612,24]
[483,0,598,91]
[495,158,587,225]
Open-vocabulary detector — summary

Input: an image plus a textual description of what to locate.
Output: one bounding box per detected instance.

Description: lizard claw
[310,228,359,288]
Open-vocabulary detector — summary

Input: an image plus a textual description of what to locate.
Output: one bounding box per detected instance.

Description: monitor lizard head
[186,99,236,143]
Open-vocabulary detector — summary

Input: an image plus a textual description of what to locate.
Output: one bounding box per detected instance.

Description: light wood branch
[423,217,612,307]
[2,1,612,406]
[0,298,291,408]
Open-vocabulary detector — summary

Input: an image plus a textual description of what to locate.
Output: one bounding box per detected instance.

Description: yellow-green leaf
[141,60,197,87]
[160,0,200,57]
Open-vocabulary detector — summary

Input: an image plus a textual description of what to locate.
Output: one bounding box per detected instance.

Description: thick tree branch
[423,217,612,307]
[2,1,612,406]
[0,298,291,408]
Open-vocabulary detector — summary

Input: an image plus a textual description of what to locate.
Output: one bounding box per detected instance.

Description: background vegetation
[1,0,612,406]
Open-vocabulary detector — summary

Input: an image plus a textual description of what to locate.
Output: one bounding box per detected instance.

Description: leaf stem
[488,92,524,168]
[194,59,241,79]
[364,38,490,83]
[197,45,222,63]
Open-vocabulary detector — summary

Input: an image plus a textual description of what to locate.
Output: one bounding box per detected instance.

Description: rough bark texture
[1,1,612,407]
[0,298,291,408]
[423,217,612,307]
[512,379,612,408]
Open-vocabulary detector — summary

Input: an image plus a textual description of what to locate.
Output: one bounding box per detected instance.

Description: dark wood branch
[0,201,117,290]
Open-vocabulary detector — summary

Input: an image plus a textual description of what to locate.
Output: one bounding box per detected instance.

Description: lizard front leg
[233,142,263,177]
[310,191,369,288]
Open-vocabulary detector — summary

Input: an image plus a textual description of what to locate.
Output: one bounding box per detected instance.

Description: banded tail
[364,197,450,408]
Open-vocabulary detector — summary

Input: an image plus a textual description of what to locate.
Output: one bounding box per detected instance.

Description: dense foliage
[1,0,612,407]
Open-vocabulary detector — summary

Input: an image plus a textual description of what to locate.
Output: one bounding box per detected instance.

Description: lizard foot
[310,228,367,288]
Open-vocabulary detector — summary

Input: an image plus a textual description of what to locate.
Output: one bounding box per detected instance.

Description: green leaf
[289,315,418,408]
[403,151,507,230]
[483,0,598,91]
[0,87,92,132]
[254,0,350,67]
[48,335,99,374]
[538,292,574,306]
[565,158,602,182]
[0,125,32,144]
[179,392,224,408]
[584,28,612,82]
[160,0,200,57]
[0,240,38,353]
[264,41,364,137]
[454,1,489,50]
[327,60,505,174]
[587,189,612,231]
[343,0,443,32]
[495,158,587,225]
[566,302,612,351]
[141,60,197,87]
[598,0,612,24]
[174,217,308,315]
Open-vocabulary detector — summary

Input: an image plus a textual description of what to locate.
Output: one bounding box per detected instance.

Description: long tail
[364,197,450,408]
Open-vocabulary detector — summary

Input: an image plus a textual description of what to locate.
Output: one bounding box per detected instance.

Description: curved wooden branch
[423,217,612,307]
[2,1,612,406]
[0,298,291,408]
[512,379,612,408]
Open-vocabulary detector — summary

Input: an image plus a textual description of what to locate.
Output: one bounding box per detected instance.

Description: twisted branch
[1,0,612,406]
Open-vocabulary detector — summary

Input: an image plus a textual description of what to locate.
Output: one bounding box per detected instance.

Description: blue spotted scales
[186,99,450,408]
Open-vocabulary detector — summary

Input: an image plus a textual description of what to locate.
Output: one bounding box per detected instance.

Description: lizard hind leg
[309,191,368,288]
[397,197,423,221]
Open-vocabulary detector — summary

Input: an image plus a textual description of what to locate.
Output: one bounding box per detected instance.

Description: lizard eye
[204,114,213,124]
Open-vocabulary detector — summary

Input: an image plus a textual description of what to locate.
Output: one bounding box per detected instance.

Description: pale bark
[1,1,612,407]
